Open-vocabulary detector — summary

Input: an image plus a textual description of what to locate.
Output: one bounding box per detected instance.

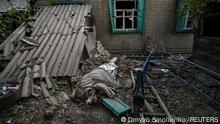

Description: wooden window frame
[183,12,193,29]
[114,0,138,31]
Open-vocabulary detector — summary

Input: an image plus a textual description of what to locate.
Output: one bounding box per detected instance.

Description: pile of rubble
[0,47,220,123]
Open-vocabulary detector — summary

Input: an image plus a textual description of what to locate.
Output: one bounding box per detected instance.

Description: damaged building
[0,0,220,124]
[36,0,193,53]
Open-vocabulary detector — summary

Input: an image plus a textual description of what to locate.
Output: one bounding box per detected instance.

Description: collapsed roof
[0,4,95,79]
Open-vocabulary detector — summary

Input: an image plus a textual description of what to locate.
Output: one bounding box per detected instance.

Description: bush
[0,9,29,44]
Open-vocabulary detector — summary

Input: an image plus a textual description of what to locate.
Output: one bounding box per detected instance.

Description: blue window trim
[108,0,145,33]
[176,0,193,33]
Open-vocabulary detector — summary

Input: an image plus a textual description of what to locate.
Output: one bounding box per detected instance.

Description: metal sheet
[1,5,92,79]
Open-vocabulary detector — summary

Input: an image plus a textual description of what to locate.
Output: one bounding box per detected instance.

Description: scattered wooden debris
[130,69,136,90]
[96,41,111,60]
[150,85,174,124]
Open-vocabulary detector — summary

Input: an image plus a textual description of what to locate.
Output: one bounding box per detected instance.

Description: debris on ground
[0,6,219,124]
[0,51,220,123]
[144,36,165,53]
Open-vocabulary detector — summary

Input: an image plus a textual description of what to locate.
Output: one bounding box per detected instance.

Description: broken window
[115,0,138,30]
[175,0,193,32]
[184,12,193,29]
[108,0,144,33]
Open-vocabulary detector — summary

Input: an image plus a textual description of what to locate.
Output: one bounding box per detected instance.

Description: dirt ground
[0,56,220,124]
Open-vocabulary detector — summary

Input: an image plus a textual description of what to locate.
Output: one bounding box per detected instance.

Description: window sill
[112,29,142,33]
[176,28,193,33]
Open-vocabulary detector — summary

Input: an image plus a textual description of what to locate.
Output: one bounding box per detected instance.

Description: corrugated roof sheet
[0,4,92,79]
[0,0,28,12]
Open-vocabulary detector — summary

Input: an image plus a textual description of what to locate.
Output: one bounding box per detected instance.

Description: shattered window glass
[114,0,138,30]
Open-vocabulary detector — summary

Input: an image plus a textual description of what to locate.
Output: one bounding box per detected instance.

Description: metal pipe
[181,57,220,80]
[163,52,220,81]
[169,71,220,106]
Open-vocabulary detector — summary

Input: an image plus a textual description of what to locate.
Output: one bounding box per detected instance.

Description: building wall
[145,0,193,52]
[36,0,193,52]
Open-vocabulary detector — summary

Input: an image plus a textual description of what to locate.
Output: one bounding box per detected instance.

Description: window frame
[114,0,138,31]
[176,0,193,33]
[108,0,144,33]
[183,12,193,29]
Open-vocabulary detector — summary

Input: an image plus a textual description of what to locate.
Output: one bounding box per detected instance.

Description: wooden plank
[150,86,175,124]
[130,69,136,90]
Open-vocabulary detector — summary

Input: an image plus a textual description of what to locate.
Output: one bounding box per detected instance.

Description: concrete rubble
[1,44,220,123]
[0,4,220,124]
